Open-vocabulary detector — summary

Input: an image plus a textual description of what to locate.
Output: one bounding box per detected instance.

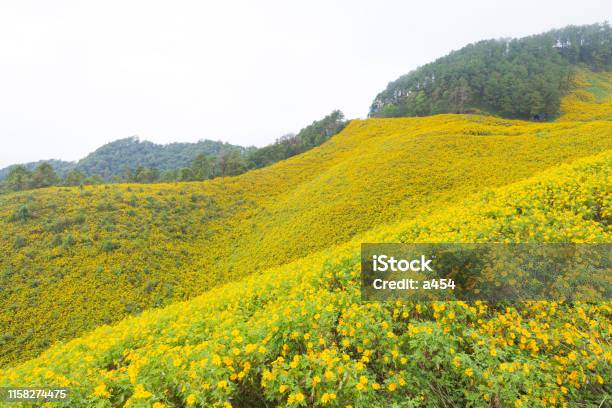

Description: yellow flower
[464,368,473,377]
[452,357,461,368]
[132,384,153,400]
[321,393,336,404]
[93,383,110,398]
[186,394,196,406]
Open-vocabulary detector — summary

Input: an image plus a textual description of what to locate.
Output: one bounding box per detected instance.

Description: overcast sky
[0,1,609,168]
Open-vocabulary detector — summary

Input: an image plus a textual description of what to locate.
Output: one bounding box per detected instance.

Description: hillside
[370,23,611,119]
[0,159,75,181]
[0,112,347,190]
[1,70,611,367]
[75,137,245,181]
[558,69,612,121]
[2,150,609,407]
[0,138,245,183]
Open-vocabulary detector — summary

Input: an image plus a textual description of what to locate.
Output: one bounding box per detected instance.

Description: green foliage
[101,239,120,253]
[246,110,346,169]
[13,235,26,249]
[0,160,74,183]
[3,163,61,192]
[371,22,611,119]
[64,169,86,186]
[46,213,85,233]
[0,112,346,192]
[29,163,60,188]
[190,153,214,180]
[5,166,31,191]
[9,205,31,222]
[75,136,244,180]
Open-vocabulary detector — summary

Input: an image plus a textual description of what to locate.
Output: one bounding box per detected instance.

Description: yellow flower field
[2,110,612,367]
[1,150,610,407]
[0,68,610,407]
[558,69,612,122]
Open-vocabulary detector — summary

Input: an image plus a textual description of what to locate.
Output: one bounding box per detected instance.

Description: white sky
[0,0,610,168]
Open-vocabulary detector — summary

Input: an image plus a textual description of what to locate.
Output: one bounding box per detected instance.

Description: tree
[191,153,214,180]
[86,175,103,185]
[5,166,31,191]
[179,168,194,181]
[217,150,246,176]
[245,111,346,170]
[448,79,471,113]
[133,166,160,183]
[29,163,59,189]
[64,169,86,186]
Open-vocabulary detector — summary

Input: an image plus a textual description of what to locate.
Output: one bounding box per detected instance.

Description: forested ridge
[370,23,611,119]
[0,111,346,192]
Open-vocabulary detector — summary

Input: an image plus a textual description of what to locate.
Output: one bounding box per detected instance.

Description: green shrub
[101,239,120,252]
[13,236,26,249]
[9,205,31,222]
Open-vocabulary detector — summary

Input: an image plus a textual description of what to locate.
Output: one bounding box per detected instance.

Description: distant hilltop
[371,22,611,120]
[0,111,346,190]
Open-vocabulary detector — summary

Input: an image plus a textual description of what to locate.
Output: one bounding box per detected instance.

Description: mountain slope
[0,112,347,187]
[1,99,611,367]
[558,69,612,121]
[74,137,246,180]
[2,151,609,407]
[370,23,611,119]
[0,159,75,181]
[0,138,244,182]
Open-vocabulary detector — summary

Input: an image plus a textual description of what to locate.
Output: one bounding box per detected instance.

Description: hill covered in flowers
[557,69,612,121]
[1,148,610,407]
[2,100,611,367]
[370,23,611,120]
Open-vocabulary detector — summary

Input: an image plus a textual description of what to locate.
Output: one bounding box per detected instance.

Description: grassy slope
[1,150,609,407]
[1,114,611,366]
